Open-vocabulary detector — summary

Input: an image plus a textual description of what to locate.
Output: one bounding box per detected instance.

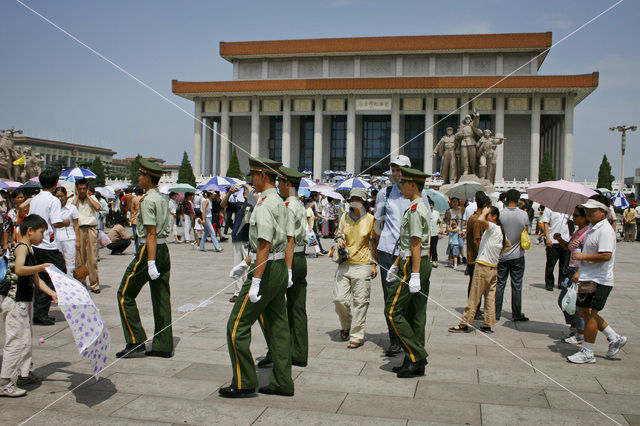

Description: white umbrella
[334,178,372,190]
[324,190,344,201]
[612,190,629,209]
[309,183,333,193]
[445,181,485,200]
[60,168,97,179]
[95,187,116,199]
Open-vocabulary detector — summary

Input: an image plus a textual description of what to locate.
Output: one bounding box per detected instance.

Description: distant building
[13,136,116,168]
[624,168,640,200]
[110,157,166,176]
[162,164,181,180]
[173,31,598,181]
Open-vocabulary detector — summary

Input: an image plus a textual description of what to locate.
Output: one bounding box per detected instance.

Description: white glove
[386,265,399,283]
[287,269,293,288]
[148,261,160,280]
[408,273,421,294]
[249,277,262,303]
[229,259,250,279]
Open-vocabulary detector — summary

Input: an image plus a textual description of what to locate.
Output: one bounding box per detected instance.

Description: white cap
[580,198,609,211]
[390,155,411,168]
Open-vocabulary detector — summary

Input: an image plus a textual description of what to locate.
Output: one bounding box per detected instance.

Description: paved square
[2,239,638,425]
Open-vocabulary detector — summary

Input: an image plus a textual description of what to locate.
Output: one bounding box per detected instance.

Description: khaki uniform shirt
[285,196,307,247]
[249,188,287,253]
[399,198,430,251]
[136,188,170,239]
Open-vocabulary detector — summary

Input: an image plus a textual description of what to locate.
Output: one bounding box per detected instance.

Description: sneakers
[567,347,595,364]
[0,382,27,397]
[606,335,627,359]
[561,329,576,340]
[564,334,584,345]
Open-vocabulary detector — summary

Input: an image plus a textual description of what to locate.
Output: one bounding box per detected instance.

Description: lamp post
[610,125,637,191]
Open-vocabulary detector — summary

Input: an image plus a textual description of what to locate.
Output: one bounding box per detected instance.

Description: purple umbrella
[526,180,596,215]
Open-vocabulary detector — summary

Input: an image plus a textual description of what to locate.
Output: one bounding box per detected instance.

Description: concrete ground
[1,236,638,425]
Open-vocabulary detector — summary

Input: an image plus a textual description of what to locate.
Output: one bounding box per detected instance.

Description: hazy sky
[1,0,639,180]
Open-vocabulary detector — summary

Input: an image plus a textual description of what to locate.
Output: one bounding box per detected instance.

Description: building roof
[220,32,553,63]
[112,157,166,165]
[172,72,599,105]
[14,136,116,156]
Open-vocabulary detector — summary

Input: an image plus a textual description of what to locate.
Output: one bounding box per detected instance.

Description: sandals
[340,330,349,341]
[448,325,471,333]
[347,341,362,349]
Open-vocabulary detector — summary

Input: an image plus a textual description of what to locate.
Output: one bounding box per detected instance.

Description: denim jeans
[199,217,221,251]
[495,257,525,320]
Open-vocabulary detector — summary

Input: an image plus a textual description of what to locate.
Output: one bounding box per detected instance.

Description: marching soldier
[116,159,173,358]
[384,167,432,377]
[257,166,309,368]
[219,156,293,398]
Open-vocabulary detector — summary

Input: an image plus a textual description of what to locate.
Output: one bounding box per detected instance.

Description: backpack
[0,244,23,299]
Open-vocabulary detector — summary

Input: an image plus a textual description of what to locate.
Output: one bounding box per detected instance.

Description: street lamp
[610,125,637,191]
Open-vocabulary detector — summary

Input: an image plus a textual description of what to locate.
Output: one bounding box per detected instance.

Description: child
[193,217,204,247]
[54,187,80,278]
[1,214,58,397]
[446,219,462,269]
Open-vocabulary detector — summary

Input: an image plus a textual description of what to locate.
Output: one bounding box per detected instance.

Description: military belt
[250,251,285,262]
[399,248,429,259]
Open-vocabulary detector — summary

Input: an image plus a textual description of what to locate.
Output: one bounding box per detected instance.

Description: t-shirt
[463,202,477,222]
[429,210,441,235]
[374,184,410,255]
[541,208,569,244]
[623,208,637,223]
[30,190,63,251]
[108,224,129,242]
[169,199,177,215]
[56,203,79,242]
[499,207,530,261]
[466,212,484,263]
[476,222,503,268]
[579,219,616,286]
[336,212,376,265]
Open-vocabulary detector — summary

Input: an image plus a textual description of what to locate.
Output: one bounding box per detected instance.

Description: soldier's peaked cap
[246,156,282,176]
[278,166,304,184]
[399,166,430,183]
[139,158,165,178]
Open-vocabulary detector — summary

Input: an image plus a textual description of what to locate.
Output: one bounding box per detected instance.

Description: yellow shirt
[336,212,376,265]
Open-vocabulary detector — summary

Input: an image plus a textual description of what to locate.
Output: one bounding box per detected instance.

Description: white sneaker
[564,335,584,345]
[0,382,27,397]
[606,335,627,359]
[561,329,576,340]
[567,347,595,364]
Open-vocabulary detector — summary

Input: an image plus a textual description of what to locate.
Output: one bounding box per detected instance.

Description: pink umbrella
[29,176,40,182]
[526,180,596,215]
[1,180,22,189]
[323,190,345,201]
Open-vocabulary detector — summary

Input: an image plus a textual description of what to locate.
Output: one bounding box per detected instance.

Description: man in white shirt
[30,169,71,325]
[567,195,627,364]
[72,179,101,294]
[541,206,570,291]
[168,192,181,243]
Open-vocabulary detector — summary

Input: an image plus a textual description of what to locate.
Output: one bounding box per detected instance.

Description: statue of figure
[433,126,459,184]
[476,129,506,184]
[455,111,482,175]
[23,149,43,181]
[0,127,23,181]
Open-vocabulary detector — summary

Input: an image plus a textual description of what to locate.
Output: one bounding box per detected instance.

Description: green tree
[538,151,555,182]
[596,154,615,190]
[128,154,143,185]
[177,151,196,187]
[76,159,92,169]
[47,156,69,173]
[90,156,106,186]
[226,147,244,179]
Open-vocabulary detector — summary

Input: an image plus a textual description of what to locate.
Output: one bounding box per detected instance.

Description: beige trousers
[76,226,99,290]
[460,263,497,328]
[333,262,371,344]
[1,298,32,380]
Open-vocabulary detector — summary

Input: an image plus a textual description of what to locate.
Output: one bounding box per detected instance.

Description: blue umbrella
[612,190,629,209]
[298,188,311,198]
[302,169,312,175]
[203,176,235,187]
[201,183,224,192]
[423,189,449,213]
[0,180,8,190]
[60,168,96,179]
[299,178,316,188]
[323,170,335,175]
[334,178,372,190]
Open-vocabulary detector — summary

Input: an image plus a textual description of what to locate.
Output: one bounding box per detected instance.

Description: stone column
[193,99,203,177]
[251,96,260,156]
[563,94,574,180]
[424,94,434,174]
[213,124,220,176]
[346,95,356,174]
[219,98,230,176]
[313,95,323,180]
[282,96,291,167]
[204,118,213,176]
[530,94,541,183]
[390,94,400,158]
[495,94,505,181]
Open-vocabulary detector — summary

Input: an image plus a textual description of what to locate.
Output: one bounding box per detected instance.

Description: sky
[1,0,639,181]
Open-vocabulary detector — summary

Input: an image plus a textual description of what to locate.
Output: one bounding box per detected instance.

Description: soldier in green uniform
[219,156,293,398]
[257,166,309,368]
[384,167,432,377]
[116,159,173,359]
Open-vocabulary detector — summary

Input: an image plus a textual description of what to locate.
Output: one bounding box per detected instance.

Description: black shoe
[474,311,484,320]
[258,386,294,397]
[320,250,328,255]
[545,287,554,291]
[257,352,273,368]
[220,237,229,242]
[115,343,146,358]
[385,344,403,357]
[91,289,101,294]
[47,316,56,322]
[391,363,407,373]
[513,316,530,322]
[145,350,173,358]
[480,326,494,334]
[218,385,256,398]
[292,360,307,367]
[33,317,54,326]
[396,359,427,378]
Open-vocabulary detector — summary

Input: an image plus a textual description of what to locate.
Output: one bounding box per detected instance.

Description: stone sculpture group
[0,127,44,182]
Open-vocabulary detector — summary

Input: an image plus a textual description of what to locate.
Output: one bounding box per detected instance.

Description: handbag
[577,281,596,294]
[520,228,531,250]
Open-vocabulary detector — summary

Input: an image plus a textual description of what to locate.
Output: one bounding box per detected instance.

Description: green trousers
[226,258,293,393]
[261,252,308,363]
[384,255,431,363]
[117,243,173,353]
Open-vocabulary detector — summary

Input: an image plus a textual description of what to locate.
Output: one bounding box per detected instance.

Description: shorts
[576,283,612,311]
[446,244,461,257]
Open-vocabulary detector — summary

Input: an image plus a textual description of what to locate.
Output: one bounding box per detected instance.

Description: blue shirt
[374,184,410,255]
[230,190,257,243]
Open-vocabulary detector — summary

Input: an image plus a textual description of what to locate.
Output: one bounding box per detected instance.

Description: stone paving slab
[480,403,629,425]
[252,407,407,425]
